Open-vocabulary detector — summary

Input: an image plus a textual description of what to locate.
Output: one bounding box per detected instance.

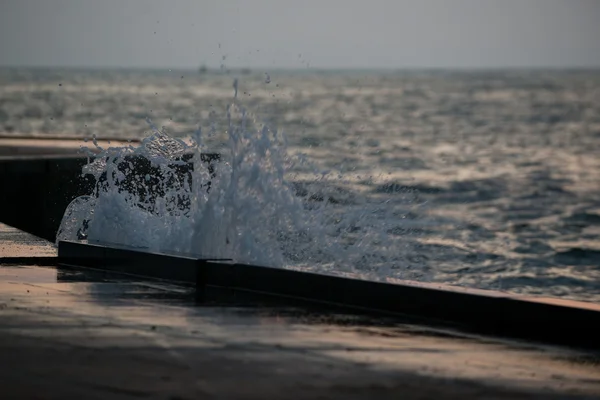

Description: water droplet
[264,73,271,84]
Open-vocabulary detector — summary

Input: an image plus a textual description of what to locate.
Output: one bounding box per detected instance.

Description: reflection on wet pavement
[1,263,599,399]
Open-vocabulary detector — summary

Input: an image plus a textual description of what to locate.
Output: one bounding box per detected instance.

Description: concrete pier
[1,139,600,398]
[1,223,600,399]
[0,136,135,157]
[0,138,217,243]
[0,137,117,241]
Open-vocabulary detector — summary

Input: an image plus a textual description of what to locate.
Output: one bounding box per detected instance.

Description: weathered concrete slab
[59,239,600,351]
[0,137,133,157]
[0,140,218,242]
[0,222,56,258]
[1,225,600,399]
[0,138,138,242]
[0,156,94,242]
[1,264,600,399]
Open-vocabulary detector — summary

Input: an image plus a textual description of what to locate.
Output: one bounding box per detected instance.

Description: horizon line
[2,64,600,72]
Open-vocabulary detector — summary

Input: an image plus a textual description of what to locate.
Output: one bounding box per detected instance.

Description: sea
[1,67,600,303]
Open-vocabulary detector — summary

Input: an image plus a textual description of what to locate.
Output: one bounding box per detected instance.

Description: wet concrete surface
[0,222,56,258]
[1,223,600,399]
[0,137,135,157]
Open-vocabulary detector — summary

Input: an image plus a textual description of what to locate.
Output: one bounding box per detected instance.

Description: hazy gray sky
[1,0,599,69]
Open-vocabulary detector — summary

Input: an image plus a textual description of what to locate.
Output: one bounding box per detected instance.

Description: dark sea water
[2,67,600,302]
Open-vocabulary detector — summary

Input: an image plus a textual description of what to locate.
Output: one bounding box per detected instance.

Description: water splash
[59,104,319,263]
[58,101,420,277]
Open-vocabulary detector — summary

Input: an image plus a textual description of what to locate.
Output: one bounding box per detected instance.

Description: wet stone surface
[1,224,600,399]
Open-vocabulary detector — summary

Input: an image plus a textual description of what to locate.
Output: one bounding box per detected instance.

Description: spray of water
[58,94,420,278]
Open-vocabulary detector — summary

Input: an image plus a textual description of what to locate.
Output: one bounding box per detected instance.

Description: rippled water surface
[2,68,600,302]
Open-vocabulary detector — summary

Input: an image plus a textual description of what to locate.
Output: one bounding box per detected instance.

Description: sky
[0,0,599,69]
